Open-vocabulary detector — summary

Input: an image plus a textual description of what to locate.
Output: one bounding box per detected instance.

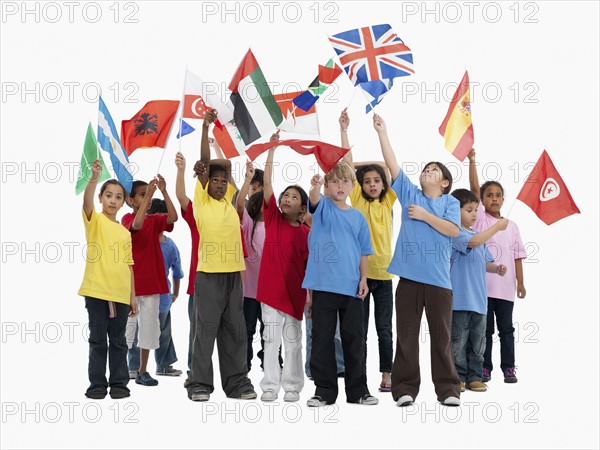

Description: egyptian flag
[121,100,180,156]
[439,71,474,162]
[517,150,580,225]
[228,50,283,145]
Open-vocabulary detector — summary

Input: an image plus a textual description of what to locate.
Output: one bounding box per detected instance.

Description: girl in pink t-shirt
[468,149,527,384]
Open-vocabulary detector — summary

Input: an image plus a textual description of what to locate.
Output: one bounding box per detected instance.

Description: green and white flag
[75,122,111,195]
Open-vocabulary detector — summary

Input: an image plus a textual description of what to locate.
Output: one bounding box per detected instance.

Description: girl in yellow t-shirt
[339,109,396,392]
[78,160,137,400]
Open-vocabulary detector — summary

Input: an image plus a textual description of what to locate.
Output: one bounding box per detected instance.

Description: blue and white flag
[361,79,394,113]
[97,96,133,193]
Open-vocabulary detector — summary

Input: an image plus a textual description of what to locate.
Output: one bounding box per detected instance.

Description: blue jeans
[452,311,486,382]
[85,297,130,393]
[484,297,515,373]
[363,279,393,373]
[155,310,178,371]
[304,304,344,377]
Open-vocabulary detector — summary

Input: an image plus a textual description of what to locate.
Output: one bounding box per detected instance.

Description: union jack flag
[329,24,414,111]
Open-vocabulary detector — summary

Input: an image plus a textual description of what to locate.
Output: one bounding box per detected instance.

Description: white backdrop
[1,1,598,448]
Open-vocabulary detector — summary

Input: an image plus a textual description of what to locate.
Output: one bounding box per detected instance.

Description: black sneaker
[85,387,107,399]
[349,394,379,405]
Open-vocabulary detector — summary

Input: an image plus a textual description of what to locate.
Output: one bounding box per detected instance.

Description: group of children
[79,108,526,407]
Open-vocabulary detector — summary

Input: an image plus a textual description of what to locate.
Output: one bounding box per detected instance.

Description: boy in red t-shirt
[122,176,178,386]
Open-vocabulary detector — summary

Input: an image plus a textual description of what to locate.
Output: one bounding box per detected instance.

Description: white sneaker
[441,396,460,406]
[283,391,300,402]
[260,390,278,402]
[396,394,414,407]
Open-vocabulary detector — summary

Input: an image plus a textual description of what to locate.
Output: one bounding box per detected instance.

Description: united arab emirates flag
[228,50,282,145]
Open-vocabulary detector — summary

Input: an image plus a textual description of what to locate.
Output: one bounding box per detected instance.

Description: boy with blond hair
[303,161,378,407]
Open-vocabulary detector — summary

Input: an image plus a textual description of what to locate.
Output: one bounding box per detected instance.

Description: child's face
[207,172,228,200]
[100,184,126,215]
[249,182,263,197]
[460,201,478,228]
[279,188,306,219]
[419,163,449,192]
[325,176,352,202]
[361,170,383,199]
[482,185,504,215]
[128,185,150,212]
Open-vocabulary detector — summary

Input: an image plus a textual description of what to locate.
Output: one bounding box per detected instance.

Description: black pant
[484,297,515,373]
[85,297,130,394]
[310,290,369,404]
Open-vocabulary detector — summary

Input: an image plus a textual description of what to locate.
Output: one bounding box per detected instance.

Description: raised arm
[237,160,255,218]
[468,218,509,248]
[373,114,400,181]
[263,131,280,206]
[201,109,217,163]
[83,159,102,220]
[354,161,392,186]
[309,174,324,211]
[174,152,190,212]
[131,180,157,230]
[339,108,353,167]
[156,174,178,225]
[468,149,481,201]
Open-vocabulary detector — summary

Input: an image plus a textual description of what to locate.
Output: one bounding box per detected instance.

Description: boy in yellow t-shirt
[184,110,256,402]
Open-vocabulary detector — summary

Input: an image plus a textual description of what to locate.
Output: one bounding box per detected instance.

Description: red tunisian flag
[516,150,580,225]
[121,100,180,155]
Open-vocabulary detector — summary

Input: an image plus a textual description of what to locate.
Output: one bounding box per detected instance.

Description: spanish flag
[439,71,474,162]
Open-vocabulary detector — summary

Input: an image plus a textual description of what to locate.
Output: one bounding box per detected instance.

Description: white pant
[260,303,304,394]
[125,295,160,350]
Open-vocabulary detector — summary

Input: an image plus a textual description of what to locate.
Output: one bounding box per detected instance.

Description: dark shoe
[109,387,131,399]
[482,368,491,382]
[85,387,107,399]
[190,387,210,401]
[348,394,379,405]
[503,367,518,383]
[307,396,329,407]
[136,372,159,386]
[239,389,258,400]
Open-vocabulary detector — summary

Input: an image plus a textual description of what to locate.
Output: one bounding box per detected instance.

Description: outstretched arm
[263,130,280,206]
[156,174,178,224]
[83,159,102,220]
[468,149,481,201]
[237,160,255,218]
[131,179,158,230]
[339,108,353,168]
[468,218,509,248]
[373,114,400,181]
[309,174,324,210]
[174,152,190,212]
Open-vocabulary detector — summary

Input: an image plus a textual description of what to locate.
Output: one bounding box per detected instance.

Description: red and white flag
[517,150,580,225]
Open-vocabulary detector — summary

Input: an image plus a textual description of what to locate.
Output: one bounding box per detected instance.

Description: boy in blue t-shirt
[373,113,462,407]
[303,161,377,407]
[450,189,507,392]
